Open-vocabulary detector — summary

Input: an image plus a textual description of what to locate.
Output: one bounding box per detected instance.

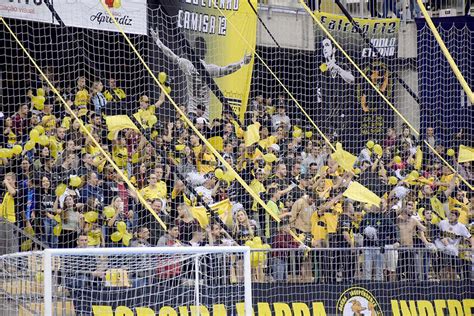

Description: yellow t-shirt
[7,130,16,146]
[104,88,126,101]
[316,179,333,200]
[197,152,216,174]
[1,192,15,223]
[324,212,339,234]
[88,228,102,246]
[439,174,455,191]
[192,145,202,158]
[311,212,327,242]
[93,155,107,173]
[258,136,277,149]
[140,182,167,200]
[448,197,468,225]
[250,179,266,211]
[112,145,128,168]
[61,116,72,129]
[85,144,101,157]
[74,89,89,117]
[134,106,156,128]
[49,136,64,159]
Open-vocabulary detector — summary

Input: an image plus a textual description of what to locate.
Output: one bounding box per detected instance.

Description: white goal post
[42,246,252,316]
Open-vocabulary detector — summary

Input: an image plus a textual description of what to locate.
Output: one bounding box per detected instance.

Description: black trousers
[397,249,416,280]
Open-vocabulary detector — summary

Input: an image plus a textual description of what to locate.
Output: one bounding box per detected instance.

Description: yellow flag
[232,120,244,138]
[330,143,357,172]
[211,199,233,226]
[190,206,210,228]
[430,196,446,219]
[415,146,423,170]
[343,181,381,207]
[106,115,139,140]
[183,193,196,207]
[209,136,224,152]
[458,145,474,163]
[244,123,260,147]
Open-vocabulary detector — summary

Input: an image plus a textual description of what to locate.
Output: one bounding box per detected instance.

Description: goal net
[0,246,252,315]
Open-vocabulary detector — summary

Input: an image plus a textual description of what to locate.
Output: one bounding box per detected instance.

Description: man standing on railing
[360,200,398,281]
[396,203,426,280]
[290,192,317,281]
[415,209,439,280]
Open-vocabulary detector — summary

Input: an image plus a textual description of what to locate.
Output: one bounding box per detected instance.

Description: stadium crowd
[0,72,473,285]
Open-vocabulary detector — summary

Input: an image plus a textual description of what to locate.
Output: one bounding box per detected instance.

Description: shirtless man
[396,202,426,280]
[397,202,426,247]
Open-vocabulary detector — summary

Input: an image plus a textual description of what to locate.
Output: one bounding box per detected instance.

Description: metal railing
[251,247,474,283]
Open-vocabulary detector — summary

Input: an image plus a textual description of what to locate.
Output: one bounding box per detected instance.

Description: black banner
[73,281,473,315]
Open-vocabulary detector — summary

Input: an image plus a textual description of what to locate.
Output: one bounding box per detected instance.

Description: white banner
[0,0,57,25]
[1,0,147,35]
[55,0,147,35]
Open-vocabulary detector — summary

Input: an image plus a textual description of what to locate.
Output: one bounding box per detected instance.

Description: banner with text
[0,0,147,35]
[313,12,400,151]
[154,0,258,121]
[0,0,56,24]
[75,282,473,315]
[55,0,147,35]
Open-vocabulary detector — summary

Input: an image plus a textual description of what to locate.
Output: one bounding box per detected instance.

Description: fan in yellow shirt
[448,191,469,225]
[1,173,17,224]
[134,91,165,129]
[74,89,89,117]
[139,174,167,200]
[49,127,66,159]
[103,78,126,102]
[197,145,217,174]
[3,117,17,146]
[41,104,57,132]
[311,210,328,247]
[112,137,129,169]
[249,170,266,211]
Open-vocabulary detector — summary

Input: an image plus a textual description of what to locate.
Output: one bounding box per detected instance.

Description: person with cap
[134,91,165,129]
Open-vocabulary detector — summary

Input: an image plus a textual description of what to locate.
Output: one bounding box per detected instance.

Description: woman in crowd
[232,209,259,246]
[58,194,84,248]
[39,176,59,248]
[175,203,199,244]
[106,196,136,247]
